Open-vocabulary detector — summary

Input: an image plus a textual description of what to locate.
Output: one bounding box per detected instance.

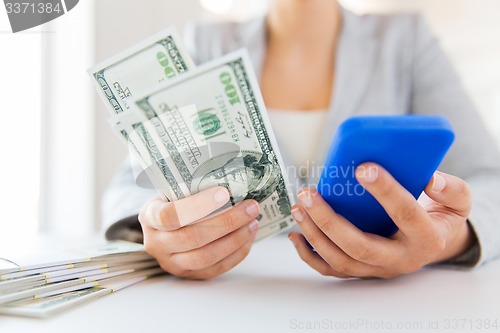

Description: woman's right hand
[138,186,260,280]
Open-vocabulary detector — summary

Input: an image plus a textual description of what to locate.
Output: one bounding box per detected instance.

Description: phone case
[317,115,455,237]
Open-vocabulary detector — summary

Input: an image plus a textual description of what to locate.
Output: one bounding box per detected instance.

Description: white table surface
[1,235,499,333]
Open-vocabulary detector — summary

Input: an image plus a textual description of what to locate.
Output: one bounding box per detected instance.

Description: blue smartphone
[317,115,455,237]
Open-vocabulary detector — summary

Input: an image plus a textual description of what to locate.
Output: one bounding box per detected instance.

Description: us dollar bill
[133,50,295,240]
[88,27,196,199]
[108,112,182,200]
[0,287,112,318]
[0,268,164,318]
[88,26,195,115]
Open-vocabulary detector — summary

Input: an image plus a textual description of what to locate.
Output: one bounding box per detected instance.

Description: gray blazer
[102,7,500,267]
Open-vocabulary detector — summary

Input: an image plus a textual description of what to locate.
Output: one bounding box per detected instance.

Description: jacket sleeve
[410,15,500,267]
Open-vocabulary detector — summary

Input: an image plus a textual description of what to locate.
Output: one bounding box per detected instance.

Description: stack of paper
[0,241,164,318]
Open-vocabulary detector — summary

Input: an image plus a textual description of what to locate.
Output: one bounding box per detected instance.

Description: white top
[268,108,329,178]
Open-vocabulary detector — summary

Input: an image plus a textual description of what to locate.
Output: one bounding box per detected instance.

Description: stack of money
[0,241,163,318]
[88,27,296,241]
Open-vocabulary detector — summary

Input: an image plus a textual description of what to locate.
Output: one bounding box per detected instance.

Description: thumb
[424,171,472,217]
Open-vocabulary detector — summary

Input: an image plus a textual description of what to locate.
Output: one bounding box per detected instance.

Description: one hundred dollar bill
[88,27,196,200]
[88,26,195,115]
[108,110,189,200]
[0,287,112,318]
[0,265,163,306]
[0,259,158,295]
[0,268,164,318]
[132,49,296,240]
[0,240,149,276]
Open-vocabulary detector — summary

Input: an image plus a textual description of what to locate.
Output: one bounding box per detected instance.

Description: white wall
[340,0,500,141]
[40,1,95,236]
[0,10,42,240]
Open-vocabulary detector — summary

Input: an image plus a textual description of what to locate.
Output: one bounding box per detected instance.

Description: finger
[355,163,431,235]
[294,190,400,266]
[291,206,383,278]
[424,171,472,217]
[160,200,260,253]
[138,186,230,231]
[141,221,161,258]
[288,232,351,278]
[169,219,259,271]
[182,234,256,280]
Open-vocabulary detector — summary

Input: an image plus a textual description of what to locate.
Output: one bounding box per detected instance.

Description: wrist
[436,219,476,264]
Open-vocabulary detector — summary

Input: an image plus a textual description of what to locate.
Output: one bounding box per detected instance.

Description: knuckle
[179,270,204,280]
[394,204,418,222]
[143,240,155,255]
[298,251,310,263]
[217,254,241,276]
[297,245,317,263]
[177,261,193,272]
[399,260,422,275]
[176,227,203,250]
[158,202,179,229]
[138,206,147,225]
[333,258,354,276]
[220,211,240,231]
[457,179,471,198]
[378,270,400,279]
[314,214,334,230]
[382,254,399,268]
[458,181,473,210]
[169,267,189,278]
[394,254,424,275]
[240,240,253,257]
[157,257,185,277]
[138,198,159,225]
[168,255,190,272]
[190,271,216,280]
[229,236,245,252]
[420,228,446,255]
[158,261,173,274]
[303,234,320,249]
[142,233,156,255]
[429,237,447,257]
[190,250,212,270]
[318,266,333,277]
[216,260,233,276]
[158,262,170,274]
[220,230,249,256]
[351,245,373,263]
[378,178,397,198]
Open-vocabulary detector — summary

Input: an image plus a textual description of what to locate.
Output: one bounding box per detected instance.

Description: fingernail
[214,187,229,203]
[356,165,379,183]
[291,207,304,222]
[246,202,260,216]
[432,173,446,192]
[298,191,313,208]
[249,220,259,233]
[288,235,298,247]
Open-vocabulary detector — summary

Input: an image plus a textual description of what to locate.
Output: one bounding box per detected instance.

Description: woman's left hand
[289,163,474,279]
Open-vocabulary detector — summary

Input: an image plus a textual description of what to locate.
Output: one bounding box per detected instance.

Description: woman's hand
[288,163,474,279]
[139,186,260,280]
